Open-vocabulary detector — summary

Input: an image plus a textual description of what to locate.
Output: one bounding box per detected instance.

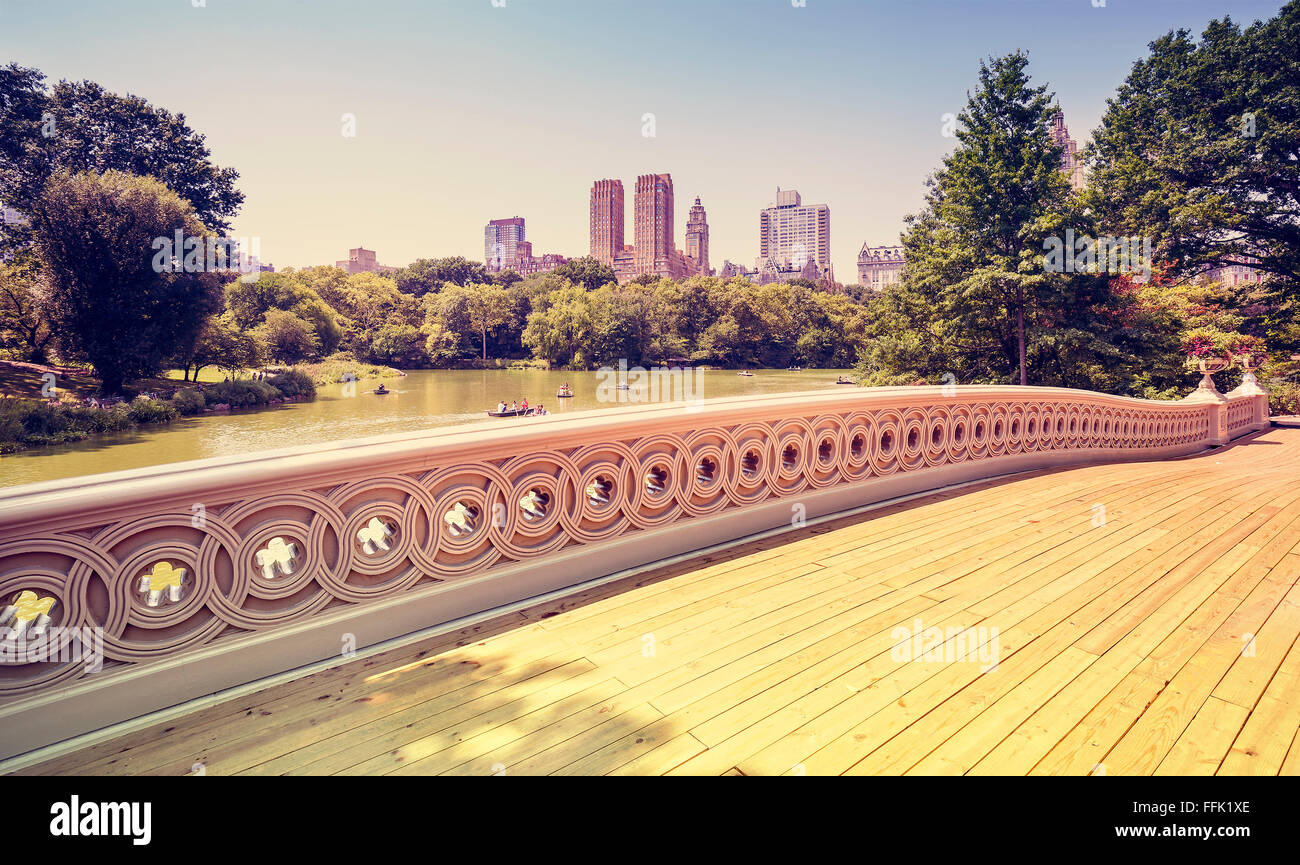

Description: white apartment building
[759,188,830,271]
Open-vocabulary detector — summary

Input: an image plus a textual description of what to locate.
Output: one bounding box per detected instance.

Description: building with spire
[684,197,710,277]
[1050,110,1086,191]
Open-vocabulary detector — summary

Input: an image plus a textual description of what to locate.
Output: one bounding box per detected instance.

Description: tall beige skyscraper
[684,196,709,276]
[589,179,625,266]
[634,173,675,275]
[759,188,830,271]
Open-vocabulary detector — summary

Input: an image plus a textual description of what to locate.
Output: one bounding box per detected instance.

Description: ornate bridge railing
[0,379,1269,759]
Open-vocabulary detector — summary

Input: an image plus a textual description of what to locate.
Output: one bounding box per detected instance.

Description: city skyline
[1,0,1286,280]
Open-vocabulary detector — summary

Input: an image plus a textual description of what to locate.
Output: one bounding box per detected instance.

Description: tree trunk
[1017,287,1027,386]
[482,328,487,362]
[101,372,125,396]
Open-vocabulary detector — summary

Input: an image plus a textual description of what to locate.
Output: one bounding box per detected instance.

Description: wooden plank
[1155,696,1250,776]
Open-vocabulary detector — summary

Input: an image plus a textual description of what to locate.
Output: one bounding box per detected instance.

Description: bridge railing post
[1181,362,1230,446]
[1226,356,1271,432]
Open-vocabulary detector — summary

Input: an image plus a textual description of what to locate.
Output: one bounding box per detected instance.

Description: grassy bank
[295,354,405,386]
[0,369,316,454]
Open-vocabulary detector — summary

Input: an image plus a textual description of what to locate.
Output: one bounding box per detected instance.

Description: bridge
[1,370,1289,774]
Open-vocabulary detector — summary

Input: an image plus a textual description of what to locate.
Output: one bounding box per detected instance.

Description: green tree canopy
[553,256,618,292]
[1086,3,1300,295]
[0,68,243,233]
[256,308,320,364]
[0,260,54,364]
[899,51,1073,385]
[395,257,489,295]
[31,170,224,393]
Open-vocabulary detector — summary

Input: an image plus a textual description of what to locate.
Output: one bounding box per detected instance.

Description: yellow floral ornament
[1,590,58,639]
[138,562,185,607]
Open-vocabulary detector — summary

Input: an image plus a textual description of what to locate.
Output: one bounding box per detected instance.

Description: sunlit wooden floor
[19,422,1300,776]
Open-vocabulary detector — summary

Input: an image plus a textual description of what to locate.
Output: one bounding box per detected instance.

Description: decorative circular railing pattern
[0,386,1264,699]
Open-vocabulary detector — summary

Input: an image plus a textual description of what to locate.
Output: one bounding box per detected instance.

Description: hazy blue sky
[1,0,1286,279]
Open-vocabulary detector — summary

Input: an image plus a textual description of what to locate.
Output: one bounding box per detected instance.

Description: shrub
[170,388,206,416]
[128,397,179,425]
[266,369,315,399]
[1268,381,1300,417]
[0,398,137,452]
[201,379,278,408]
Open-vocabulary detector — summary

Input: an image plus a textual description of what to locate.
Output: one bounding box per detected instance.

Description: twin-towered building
[590,174,710,283]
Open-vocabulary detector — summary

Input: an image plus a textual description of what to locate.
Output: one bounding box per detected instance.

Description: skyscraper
[634,173,675,275]
[589,173,693,282]
[685,197,710,277]
[484,217,526,272]
[589,179,625,267]
[759,188,830,272]
[1050,110,1086,191]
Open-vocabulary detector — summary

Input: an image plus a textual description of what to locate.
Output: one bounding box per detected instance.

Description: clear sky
[0,0,1286,280]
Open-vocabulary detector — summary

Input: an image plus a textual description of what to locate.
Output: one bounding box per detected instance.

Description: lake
[0,368,854,489]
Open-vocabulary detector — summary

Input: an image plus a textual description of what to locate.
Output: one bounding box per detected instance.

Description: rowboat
[556,389,574,398]
[487,408,526,418]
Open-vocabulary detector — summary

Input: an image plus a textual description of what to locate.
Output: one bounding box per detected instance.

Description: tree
[173,312,264,380]
[553,256,618,292]
[0,70,243,233]
[255,308,320,364]
[0,260,54,363]
[491,269,522,289]
[368,322,424,366]
[395,257,488,295]
[223,272,344,354]
[0,64,46,255]
[523,285,592,367]
[901,52,1073,385]
[423,284,476,363]
[31,170,223,393]
[464,283,511,361]
[1086,3,1300,297]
